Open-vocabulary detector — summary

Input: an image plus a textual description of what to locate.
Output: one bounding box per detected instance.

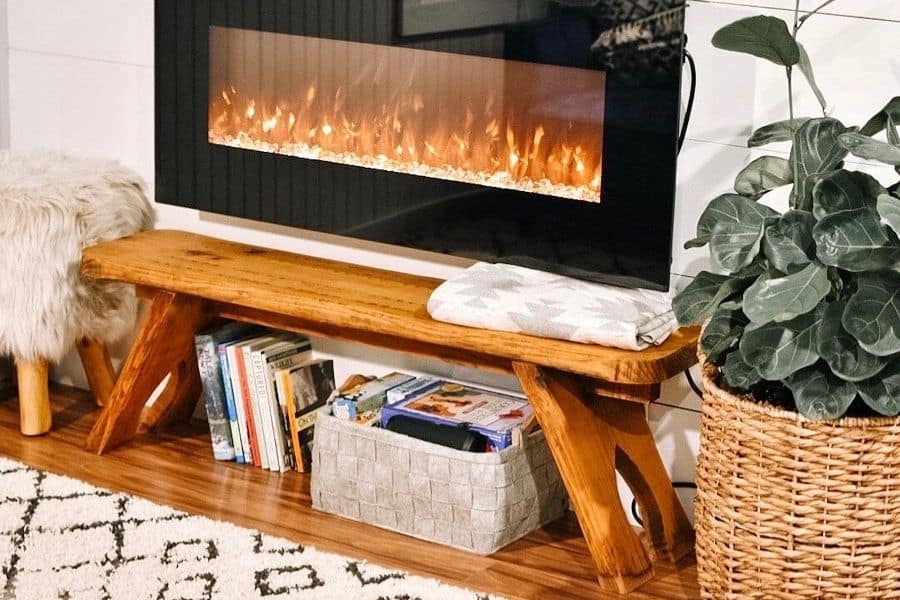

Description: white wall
[5,0,899,520]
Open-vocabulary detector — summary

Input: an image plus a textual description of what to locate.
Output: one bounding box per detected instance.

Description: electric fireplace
[157,1,686,290]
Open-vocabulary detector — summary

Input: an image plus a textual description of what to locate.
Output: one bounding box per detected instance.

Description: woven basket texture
[696,359,900,599]
[311,408,568,555]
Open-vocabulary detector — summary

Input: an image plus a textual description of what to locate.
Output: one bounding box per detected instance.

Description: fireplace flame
[209,82,602,202]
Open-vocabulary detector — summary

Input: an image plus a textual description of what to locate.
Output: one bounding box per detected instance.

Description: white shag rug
[0,457,504,600]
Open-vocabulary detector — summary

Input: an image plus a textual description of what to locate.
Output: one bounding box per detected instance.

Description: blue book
[218,344,244,463]
[194,322,265,461]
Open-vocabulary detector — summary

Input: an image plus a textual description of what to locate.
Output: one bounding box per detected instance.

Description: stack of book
[194,321,336,472]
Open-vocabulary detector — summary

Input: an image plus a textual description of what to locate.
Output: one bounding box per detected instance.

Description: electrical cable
[632,44,701,527]
[677,46,697,153]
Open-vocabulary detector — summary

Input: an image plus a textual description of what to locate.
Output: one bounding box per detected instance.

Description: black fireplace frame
[156,0,685,290]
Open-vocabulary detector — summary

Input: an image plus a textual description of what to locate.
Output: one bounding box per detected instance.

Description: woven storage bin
[696,359,900,600]
[310,407,568,554]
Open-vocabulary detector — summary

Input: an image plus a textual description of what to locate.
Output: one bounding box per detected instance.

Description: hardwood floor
[0,384,700,599]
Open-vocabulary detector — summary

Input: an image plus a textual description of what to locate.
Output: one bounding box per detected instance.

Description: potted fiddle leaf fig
[672,5,900,598]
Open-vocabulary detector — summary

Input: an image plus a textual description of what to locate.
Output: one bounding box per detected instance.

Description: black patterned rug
[0,457,503,599]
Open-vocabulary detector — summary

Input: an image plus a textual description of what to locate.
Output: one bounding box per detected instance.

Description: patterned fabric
[427,262,677,351]
[0,457,502,600]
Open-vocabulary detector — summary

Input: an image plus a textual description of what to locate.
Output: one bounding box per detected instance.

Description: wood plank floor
[0,384,700,599]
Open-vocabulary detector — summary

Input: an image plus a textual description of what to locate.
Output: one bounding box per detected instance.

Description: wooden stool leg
[86,290,208,454]
[514,362,654,594]
[76,338,116,407]
[16,358,51,436]
[597,399,695,563]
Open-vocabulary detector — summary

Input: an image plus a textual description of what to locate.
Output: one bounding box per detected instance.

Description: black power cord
[631,44,702,526]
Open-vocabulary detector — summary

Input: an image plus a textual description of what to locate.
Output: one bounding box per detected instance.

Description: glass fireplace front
[209,27,605,202]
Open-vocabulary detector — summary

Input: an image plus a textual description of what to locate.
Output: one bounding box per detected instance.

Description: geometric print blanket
[427,262,677,351]
[0,457,502,600]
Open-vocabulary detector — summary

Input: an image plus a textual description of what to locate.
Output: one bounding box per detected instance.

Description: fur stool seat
[0,150,153,435]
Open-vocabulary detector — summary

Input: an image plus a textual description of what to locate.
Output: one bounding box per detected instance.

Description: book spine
[194,333,235,461]
[227,344,254,466]
[282,370,307,472]
[235,345,263,467]
[252,348,283,471]
[266,347,313,471]
[274,370,296,470]
[243,345,270,470]
[218,345,245,463]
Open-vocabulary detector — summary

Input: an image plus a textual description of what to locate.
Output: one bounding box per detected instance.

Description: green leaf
[684,193,747,250]
[838,132,900,166]
[843,270,900,356]
[711,15,800,66]
[887,114,900,147]
[762,210,815,272]
[708,196,779,271]
[734,156,793,198]
[789,118,850,211]
[859,97,900,137]
[784,362,857,420]
[722,351,763,390]
[813,207,900,271]
[701,306,748,362]
[742,261,830,323]
[748,118,811,147]
[673,272,740,326]
[878,193,900,237]
[812,170,884,220]
[817,299,887,382]
[739,306,824,380]
[797,42,827,114]
[857,359,900,417]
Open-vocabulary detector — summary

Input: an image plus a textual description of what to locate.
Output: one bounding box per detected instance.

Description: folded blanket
[427,262,677,351]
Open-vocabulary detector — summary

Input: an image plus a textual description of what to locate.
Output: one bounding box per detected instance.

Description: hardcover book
[194,321,265,461]
[381,380,532,450]
[279,359,335,472]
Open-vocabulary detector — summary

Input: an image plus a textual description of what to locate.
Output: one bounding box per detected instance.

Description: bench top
[82,229,698,384]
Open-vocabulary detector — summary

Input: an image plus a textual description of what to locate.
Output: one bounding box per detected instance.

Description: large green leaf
[784,362,858,420]
[878,193,900,237]
[797,42,827,114]
[739,306,824,380]
[817,299,887,382]
[742,261,830,323]
[673,271,744,326]
[813,207,900,271]
[857,359,900,417]
[859,97,900,137]
[734,156,793,198]
[748,118,811,147]
[708,196,779,271]
[812,170,884,220]
[684,193,747,249]
[762,210,815,272]
[721,350,763,390]
[789,118,850,211]
[838,132,900,166]
[711,15,799,66]
[700,306,748,362]
[843,271,900,356]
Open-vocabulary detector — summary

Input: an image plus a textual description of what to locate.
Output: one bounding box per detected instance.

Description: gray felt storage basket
[310,407,569,554]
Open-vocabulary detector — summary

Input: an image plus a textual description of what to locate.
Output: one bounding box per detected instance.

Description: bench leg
[86,290,208,454]
[514,362,655,594]
[139,348,203,432]
[596,400,695,563]
[16,358,51,436]
[76,338,116,407]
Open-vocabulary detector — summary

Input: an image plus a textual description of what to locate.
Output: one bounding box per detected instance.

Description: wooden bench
[81,229,699,595]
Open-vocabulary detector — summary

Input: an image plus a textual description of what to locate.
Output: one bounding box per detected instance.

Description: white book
[261,339,313,470]
[242,335,283,470]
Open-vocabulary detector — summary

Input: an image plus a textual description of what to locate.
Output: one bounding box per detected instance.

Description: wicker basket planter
[310,407,569,554]
[695,359,900,599]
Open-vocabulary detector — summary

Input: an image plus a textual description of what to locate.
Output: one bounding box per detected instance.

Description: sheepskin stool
[0,150,153,435]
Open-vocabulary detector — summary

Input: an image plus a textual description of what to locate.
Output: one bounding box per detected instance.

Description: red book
[234,342,261,466]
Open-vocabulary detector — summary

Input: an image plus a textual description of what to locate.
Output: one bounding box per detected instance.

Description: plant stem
[797,0,839,31]
[787,0,800,135]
